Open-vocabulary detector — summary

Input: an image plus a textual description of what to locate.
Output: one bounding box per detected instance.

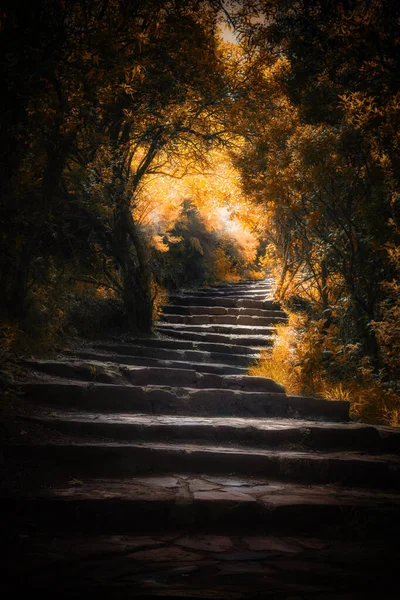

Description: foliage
[233,0,400,414]
[149,199,257,290]
[250,313,400,426]
[0,0,261,345]
[1,0,399,422]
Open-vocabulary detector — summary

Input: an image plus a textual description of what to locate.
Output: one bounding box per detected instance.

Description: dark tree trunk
[113,198,153,333]
[8,133,73,319]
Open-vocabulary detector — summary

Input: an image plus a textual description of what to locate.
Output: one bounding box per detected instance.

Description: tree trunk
[9,133,73,319]
[113,199,153,332]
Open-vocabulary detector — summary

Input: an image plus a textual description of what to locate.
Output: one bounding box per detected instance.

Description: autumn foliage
[1,0,399,422]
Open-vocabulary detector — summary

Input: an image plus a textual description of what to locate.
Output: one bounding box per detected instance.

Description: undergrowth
[249,314,400,427]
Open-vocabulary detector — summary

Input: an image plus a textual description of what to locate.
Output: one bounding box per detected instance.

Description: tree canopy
[1,0,400,410]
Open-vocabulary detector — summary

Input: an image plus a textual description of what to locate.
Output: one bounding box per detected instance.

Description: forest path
[2,279,400,598]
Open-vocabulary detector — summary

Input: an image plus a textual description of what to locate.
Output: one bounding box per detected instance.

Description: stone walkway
[1,279,400,598]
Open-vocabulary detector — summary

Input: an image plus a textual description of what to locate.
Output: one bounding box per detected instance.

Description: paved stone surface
[2,532,399,597]
[176,536,234,552]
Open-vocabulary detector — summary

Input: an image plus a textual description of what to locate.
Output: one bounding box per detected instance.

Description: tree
[0,0,240,332]
[230,0,400,370]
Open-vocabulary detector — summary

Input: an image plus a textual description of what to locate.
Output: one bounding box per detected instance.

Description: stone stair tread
[160,314,286,325]
[21,411,400,452]
[3,442,400,487]
[20,381,350,421]
[6,440,400,461]
[22,360,285,392]
[5,473,400,505]
[66,344,257,368]
[95,340,261,355]
[154,329,274,346]
[63,350,247,374]
[169,296,281,309]
[162,304,287,317]
[156,322,276,334]
[21,410,396,433]
[3,533,399,598]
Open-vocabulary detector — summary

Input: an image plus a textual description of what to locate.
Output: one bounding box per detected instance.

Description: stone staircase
[2,279,400,598]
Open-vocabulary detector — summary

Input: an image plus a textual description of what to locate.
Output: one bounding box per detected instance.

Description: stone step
[2,443,399,487]
[162,304,287,318]
[87,343,257,367]
[155,328,274,347]
[159,313,287,326]
[203,282,274,290]
[4,476,400,552]
[3,530,399,599]
[4,476,400,540]
[169,296,281,309]
[20,382,349,420]
[202,284,273,291]
[22,412,400,453]
[180,291,273,299]
[95,340,259,356]
[156,322,276,336]
[64,350,248,375]
[23,360,284,392]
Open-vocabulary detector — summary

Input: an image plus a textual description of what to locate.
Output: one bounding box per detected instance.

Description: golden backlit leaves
[134,147,263,265]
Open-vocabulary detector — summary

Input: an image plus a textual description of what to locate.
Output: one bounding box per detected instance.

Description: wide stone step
[160,313,287,326]
[4,474,400,539]
[20,382,349,420]
[155,328,274,347]
[3,529,399,598]
[180,291,273,299]
[64,350,247,375]
[86,344,256,367]
[2,443,399,487]
[23,360,284,392]
[95,340,259,356]
[202,282,274,291]
[22,412,400,453]
[156,322,276,336]
[201,284,273,291]
[162,304,287,318]
[169,296,281,310]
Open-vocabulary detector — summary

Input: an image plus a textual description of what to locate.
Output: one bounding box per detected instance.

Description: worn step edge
[154,329,274,347]
[21,413,399,453]
[63,351,248,374]
[2,443,399,487]
[82,345,256,367]
[3,477,400,535]
[169,297,281,309]
[159,314,287,325]
[155,321,275,336]
[19,382,350,421]
[22,360,285,393]
[95,341,260,356]
[161,305,287,318]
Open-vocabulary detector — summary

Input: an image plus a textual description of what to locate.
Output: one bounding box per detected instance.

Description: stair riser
[179,293,272,299]
[169,297,281,309]
[29,418,387,453]
[160,315,287,325]
[3,446,397,488]
[155,329,274,347]
[65,351,247,374]
[156,324,276,335]
[162,305,286,318]
[21,383,349,421]
[24,362,284,392]
[4,497,399,537]
[87,346,254,366]
[95,342,258,357]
